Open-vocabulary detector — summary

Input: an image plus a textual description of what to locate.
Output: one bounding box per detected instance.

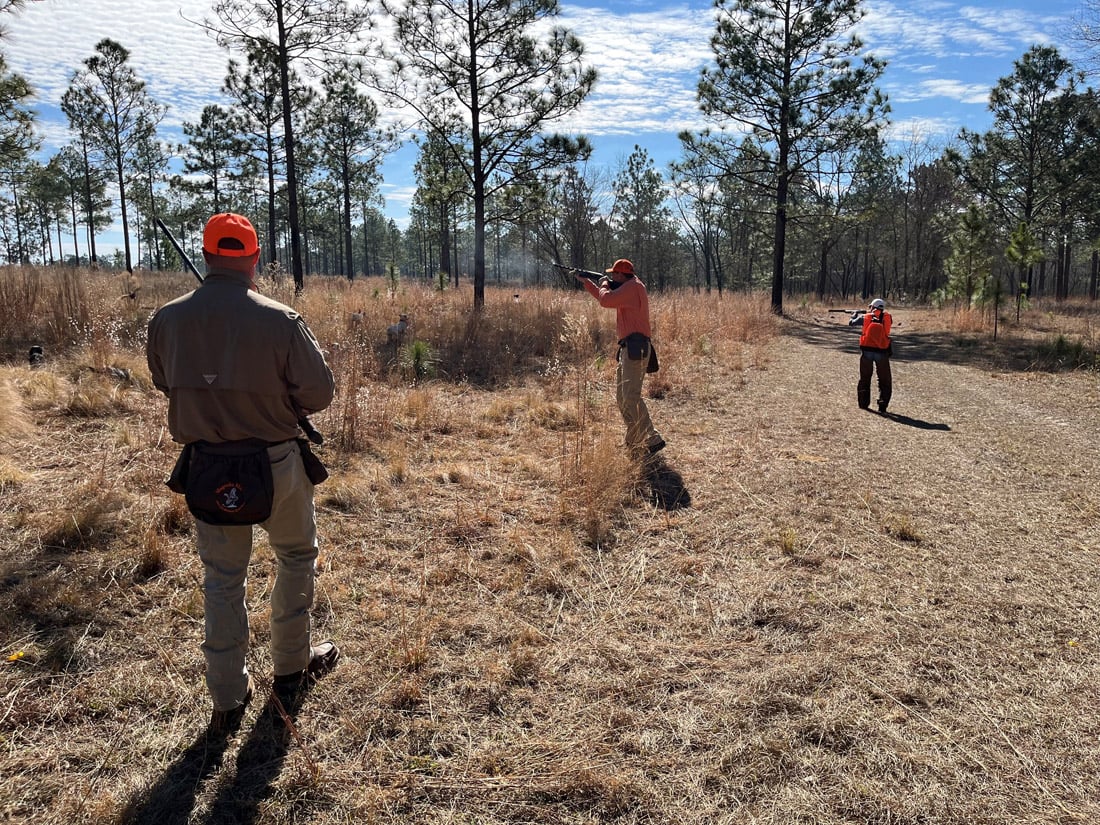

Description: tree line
[1,0,1098,313]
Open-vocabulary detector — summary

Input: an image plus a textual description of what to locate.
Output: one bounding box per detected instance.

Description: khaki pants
[617,345,661,451]
[195,440,318,711]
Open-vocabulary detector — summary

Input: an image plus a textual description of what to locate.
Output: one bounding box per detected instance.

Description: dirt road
[647,309,1100,822]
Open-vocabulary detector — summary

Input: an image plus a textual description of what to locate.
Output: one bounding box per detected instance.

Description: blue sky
[1,0,1089,243]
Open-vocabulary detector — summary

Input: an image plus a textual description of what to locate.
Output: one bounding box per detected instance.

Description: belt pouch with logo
[184,440,274,525]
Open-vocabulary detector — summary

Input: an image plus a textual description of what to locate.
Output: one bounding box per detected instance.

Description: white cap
[870,298,885,309]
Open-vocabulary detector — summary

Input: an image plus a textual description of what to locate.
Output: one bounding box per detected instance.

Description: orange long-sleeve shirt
[580,276,652,341]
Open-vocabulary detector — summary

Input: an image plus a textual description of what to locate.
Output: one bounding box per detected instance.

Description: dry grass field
[1,267,1098,825]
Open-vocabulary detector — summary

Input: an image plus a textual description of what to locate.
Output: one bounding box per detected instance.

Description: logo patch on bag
[216,482,247,513]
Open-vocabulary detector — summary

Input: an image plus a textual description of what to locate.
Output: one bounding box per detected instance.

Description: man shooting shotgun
[146,212,340,736]
[570,257,666,459]
[849,298,893,413]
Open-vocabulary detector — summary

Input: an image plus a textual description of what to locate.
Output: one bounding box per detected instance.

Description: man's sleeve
[595,280,639,309]
[579,277,600,299]
[146,312,169,396]
[286,318,335,414]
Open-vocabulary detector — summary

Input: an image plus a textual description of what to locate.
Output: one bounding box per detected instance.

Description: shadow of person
[201,682,314,825]
[119,679,321,825]
[117,733,229,825]
[642,456,691,511]
[876,411,951,431]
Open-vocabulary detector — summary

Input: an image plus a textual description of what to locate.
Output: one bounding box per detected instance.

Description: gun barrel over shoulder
[156,217,204,285]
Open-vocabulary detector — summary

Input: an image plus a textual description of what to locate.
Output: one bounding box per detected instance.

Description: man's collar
[203,267,253,285]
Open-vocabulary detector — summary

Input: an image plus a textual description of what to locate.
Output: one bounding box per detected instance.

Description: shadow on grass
[201,694,301,825]
[873,410,951,431]
[642,457,691,511]
[117,734,228,825]
[119,683,318,825]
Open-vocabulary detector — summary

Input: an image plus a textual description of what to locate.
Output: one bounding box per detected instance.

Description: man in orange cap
[575,258,665,457]
[147,212,338,737]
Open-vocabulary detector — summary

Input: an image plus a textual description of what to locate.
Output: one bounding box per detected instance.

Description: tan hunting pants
[617,343,662,451]
[195,439,318,711]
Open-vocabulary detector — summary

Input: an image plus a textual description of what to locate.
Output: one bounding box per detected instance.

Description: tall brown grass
[0,266,777,544]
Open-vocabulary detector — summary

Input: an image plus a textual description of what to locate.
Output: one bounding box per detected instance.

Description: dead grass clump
[385,676,426,711]
[936,306,990,334]
[318,476,381,513]
[157,496,191,535]
[524,395,577,431]
[0,373,32,439]
[61,375,136,418]
[402,387,446,431]
[133,523,175,581]
[885,513,923,543]
[0,454,28,490]
[327,339,381,450]
[558,426,632,547]
[536,767,648,818]
[11,365,66,409]
[38,487,127,552]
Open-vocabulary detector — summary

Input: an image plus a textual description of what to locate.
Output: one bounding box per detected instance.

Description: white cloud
[957,4,1070,50]
[4,0,231,133]
[889,78,992,105]
[555,4,713,136]
[863,0,1074,62]
[886,115,968,143]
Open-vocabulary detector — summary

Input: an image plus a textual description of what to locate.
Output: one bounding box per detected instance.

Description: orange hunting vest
[859,309,892,352]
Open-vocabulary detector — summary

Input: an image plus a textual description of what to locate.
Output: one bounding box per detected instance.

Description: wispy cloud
[890,78,993,106]
[862,0,1068,60]
[555,4,714,136]
[5,0,229,134]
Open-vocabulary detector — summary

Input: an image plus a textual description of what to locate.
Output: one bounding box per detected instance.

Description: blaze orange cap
[203,212,259,258]
[606,259,634,275]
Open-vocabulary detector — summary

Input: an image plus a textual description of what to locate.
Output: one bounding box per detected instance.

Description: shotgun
[551,261,603,283]
[550,261,629,290]
[154,217,324,446]
[156,216,202,285]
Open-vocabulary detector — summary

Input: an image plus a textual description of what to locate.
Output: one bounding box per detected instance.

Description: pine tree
[205,0,369,291]
[371,0,596,309]
[66,39,164,273]
[692,0,888,313]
